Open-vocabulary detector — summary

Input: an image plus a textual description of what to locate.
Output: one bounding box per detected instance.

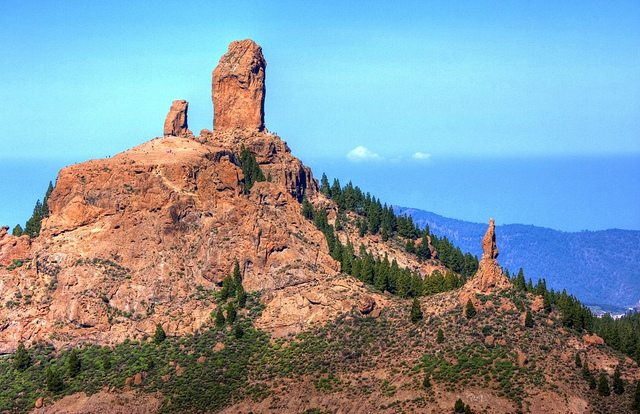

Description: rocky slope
[1,40,638,413]
[0,40,364,353]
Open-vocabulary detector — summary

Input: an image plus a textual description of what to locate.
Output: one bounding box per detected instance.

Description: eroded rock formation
[468,218,511,292]
[482,218,499,259]
[163,100,193,138]
[212,39,266,132]
[0,226,31,266]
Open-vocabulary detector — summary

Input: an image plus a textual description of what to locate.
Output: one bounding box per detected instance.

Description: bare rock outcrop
[0,226,31,266]
[212,39,266,132]
[482,218,499,259]
[358,294,376,315]
[163,100,193,138]
[467,218,511,292]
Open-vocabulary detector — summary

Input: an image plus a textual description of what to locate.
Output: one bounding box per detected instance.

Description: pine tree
[301,195,314,220]
[454,398,465,413]
[46,367,63,393]
[612,365,624,395]
[436,328,444,344]
[215,307,225,328]
[525,310,534,328]
[102,354,111,371]
[220,275,235,301]
[226,302,237,325]
[13,342,30,370]
[11,224,23,237]
[68,349,81,377]
[153,323,166,344]
[410,298,423,323]
[236,284,247,308]
[239,145,265,192]
[320,173,331,197]
[465,299,477,319]
[24,200,44,237]
[633,379,640,412]
[233,260,242,286]
[598,373,611,396]
[575,352,582,368]
[422,373,431,388]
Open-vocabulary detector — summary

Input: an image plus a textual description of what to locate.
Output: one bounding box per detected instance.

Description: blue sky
[1,1,639,231]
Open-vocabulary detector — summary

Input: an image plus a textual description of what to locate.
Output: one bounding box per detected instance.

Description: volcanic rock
[163,100,193,138]
[482,218,499,259]
[467,218,511,292]
[0,226,31,266]
[212,39,266,132]
[357,294,376,315]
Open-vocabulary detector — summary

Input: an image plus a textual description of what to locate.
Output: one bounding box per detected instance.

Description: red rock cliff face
[0,133,337,352]
[212,39,266,132]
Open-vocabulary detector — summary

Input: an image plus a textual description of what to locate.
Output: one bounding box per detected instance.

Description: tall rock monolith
[470,218,511,292]
[211,39,266,132]
[163,100,193,138]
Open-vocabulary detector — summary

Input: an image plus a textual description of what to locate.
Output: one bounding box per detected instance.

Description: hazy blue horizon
[1,153,638,234]
[1,1,639,236]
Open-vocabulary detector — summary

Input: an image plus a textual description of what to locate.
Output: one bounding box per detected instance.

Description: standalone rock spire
[163,100,193,138]
[212,39,266,132]
[469,218,511,292]
[482,218,499,260]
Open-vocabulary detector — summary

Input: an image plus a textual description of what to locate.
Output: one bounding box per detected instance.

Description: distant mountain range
[394,207,640,310]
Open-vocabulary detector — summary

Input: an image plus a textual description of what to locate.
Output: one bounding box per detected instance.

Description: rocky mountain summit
[0,39,377,353]
[1,40,639,413]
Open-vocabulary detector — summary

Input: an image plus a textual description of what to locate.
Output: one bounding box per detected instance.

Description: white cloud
[412,152,431,160]
[346,146,383,162]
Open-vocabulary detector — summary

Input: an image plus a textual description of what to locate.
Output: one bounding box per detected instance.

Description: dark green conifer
[102,354,111,371]
[226,302,237,325]
[215,307,225,328]
[454,398,465,413]
[13,342,30,370]
[465,299,477,319]
[436,328,444,344]
[68,348,81,377]
[422,373,431,388]
[233,260,242,286]
[320,173,331,197]
[236,284,247,308]
[632,379,640,412]
[11,224,23,237]
[612,365,624,395]
[301,195,314,220]
[220,275,235,301]
[46,367,63,393]
[153,323,166,344]
[575,352,582,368]
[410,298,423,323]
[525,310,534,328]
[597,373,611,396]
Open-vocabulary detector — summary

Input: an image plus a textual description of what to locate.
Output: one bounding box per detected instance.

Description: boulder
[212,39,266,132]
[358,295,376,315]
